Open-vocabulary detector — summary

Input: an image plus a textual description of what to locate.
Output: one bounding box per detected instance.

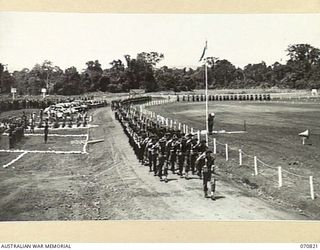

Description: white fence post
[213,138,216,154]
[178,123,181,130]
[310,176,315,200]
[278,166,282,187]
[239,149,242,166]
[191,127,194,134]
[186,125,188,134]
[225,144,229,161]
[254,156,258,175]
[197,130,200,142]
[170,119,173,129]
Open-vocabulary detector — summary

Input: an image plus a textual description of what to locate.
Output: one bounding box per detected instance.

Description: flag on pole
[199,40,207,62]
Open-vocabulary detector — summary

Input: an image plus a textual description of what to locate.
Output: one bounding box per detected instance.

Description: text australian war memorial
[0,42,320,220]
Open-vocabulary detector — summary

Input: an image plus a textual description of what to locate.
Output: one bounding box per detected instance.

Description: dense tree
[1,44,320,95]
[53,67,84,95]
[82,60,103,91]
[0,69,15,93]
[0,63,15,93]
[12,68,30,95]
[212,59,237,87]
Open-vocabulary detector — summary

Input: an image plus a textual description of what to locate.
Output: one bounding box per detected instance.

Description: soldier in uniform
[138,131,147,164]
[8,125,14,149]
[176,135,186,177]
[190,137,199,175]
[146,137,154,172]
[208,113,215,135]
[167,134,178,174]
[194,139,208,178]
[151,137,159,176]
[157,136,168,182]
[22,111,28,129]
[177,150,185,178]
[196,149,217,200]
[44,119,49,143]
[185,133,196,179]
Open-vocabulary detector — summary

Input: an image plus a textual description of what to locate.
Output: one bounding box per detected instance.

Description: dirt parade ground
[0,106,309,221]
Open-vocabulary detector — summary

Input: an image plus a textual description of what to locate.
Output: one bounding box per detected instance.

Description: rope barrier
[282,169,309,179]
[216,141,225,146]
[256,158,278,170]
[228,145,239,151]
[242,151,255,159]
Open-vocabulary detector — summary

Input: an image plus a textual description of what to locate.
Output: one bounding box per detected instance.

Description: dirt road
[0,107,305,220]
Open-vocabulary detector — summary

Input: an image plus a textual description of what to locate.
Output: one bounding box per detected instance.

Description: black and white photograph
[0,12,320,221]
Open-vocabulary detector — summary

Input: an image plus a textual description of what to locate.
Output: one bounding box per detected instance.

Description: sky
[1,12,320,72]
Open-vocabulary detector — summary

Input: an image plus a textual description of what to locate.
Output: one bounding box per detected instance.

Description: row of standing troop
[112,99,218,200]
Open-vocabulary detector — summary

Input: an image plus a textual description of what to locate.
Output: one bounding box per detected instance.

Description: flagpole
[205,59,208,144]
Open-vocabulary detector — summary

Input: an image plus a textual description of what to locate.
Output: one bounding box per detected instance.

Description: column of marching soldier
[112,101,218,200]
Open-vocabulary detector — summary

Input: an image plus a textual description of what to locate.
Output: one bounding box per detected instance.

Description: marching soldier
[146,137,154,172]
[157,136,168,182]
[167,134,178,174]
[196,149,217,200]
[138,131,147,163]
[190,138,199,175]
[151,137,159,176]
[194,139,208,178]
[185,133,193,180]
[185,134,197,179]
[142,135,150,165]
[179,136,188,177]
[177,148,184,177]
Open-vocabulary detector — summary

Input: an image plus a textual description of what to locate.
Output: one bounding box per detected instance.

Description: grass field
[148,100,320,219]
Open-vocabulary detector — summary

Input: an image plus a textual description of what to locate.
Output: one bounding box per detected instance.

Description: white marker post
[213,138,217,154]
[11,88,17,101]
[309,176,315,200]
[205,130,208,144]
[186,125,188,134]
[41,88,47,99]
[254,156,258,175]
[191,127,194,134]
[225,144,229,161]
[278,166,283,188]
[239,149,242,166]
[197,130,200,142]
[178,123,181,131]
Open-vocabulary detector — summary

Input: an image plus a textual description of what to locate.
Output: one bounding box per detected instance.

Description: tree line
[0,44,319,96]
